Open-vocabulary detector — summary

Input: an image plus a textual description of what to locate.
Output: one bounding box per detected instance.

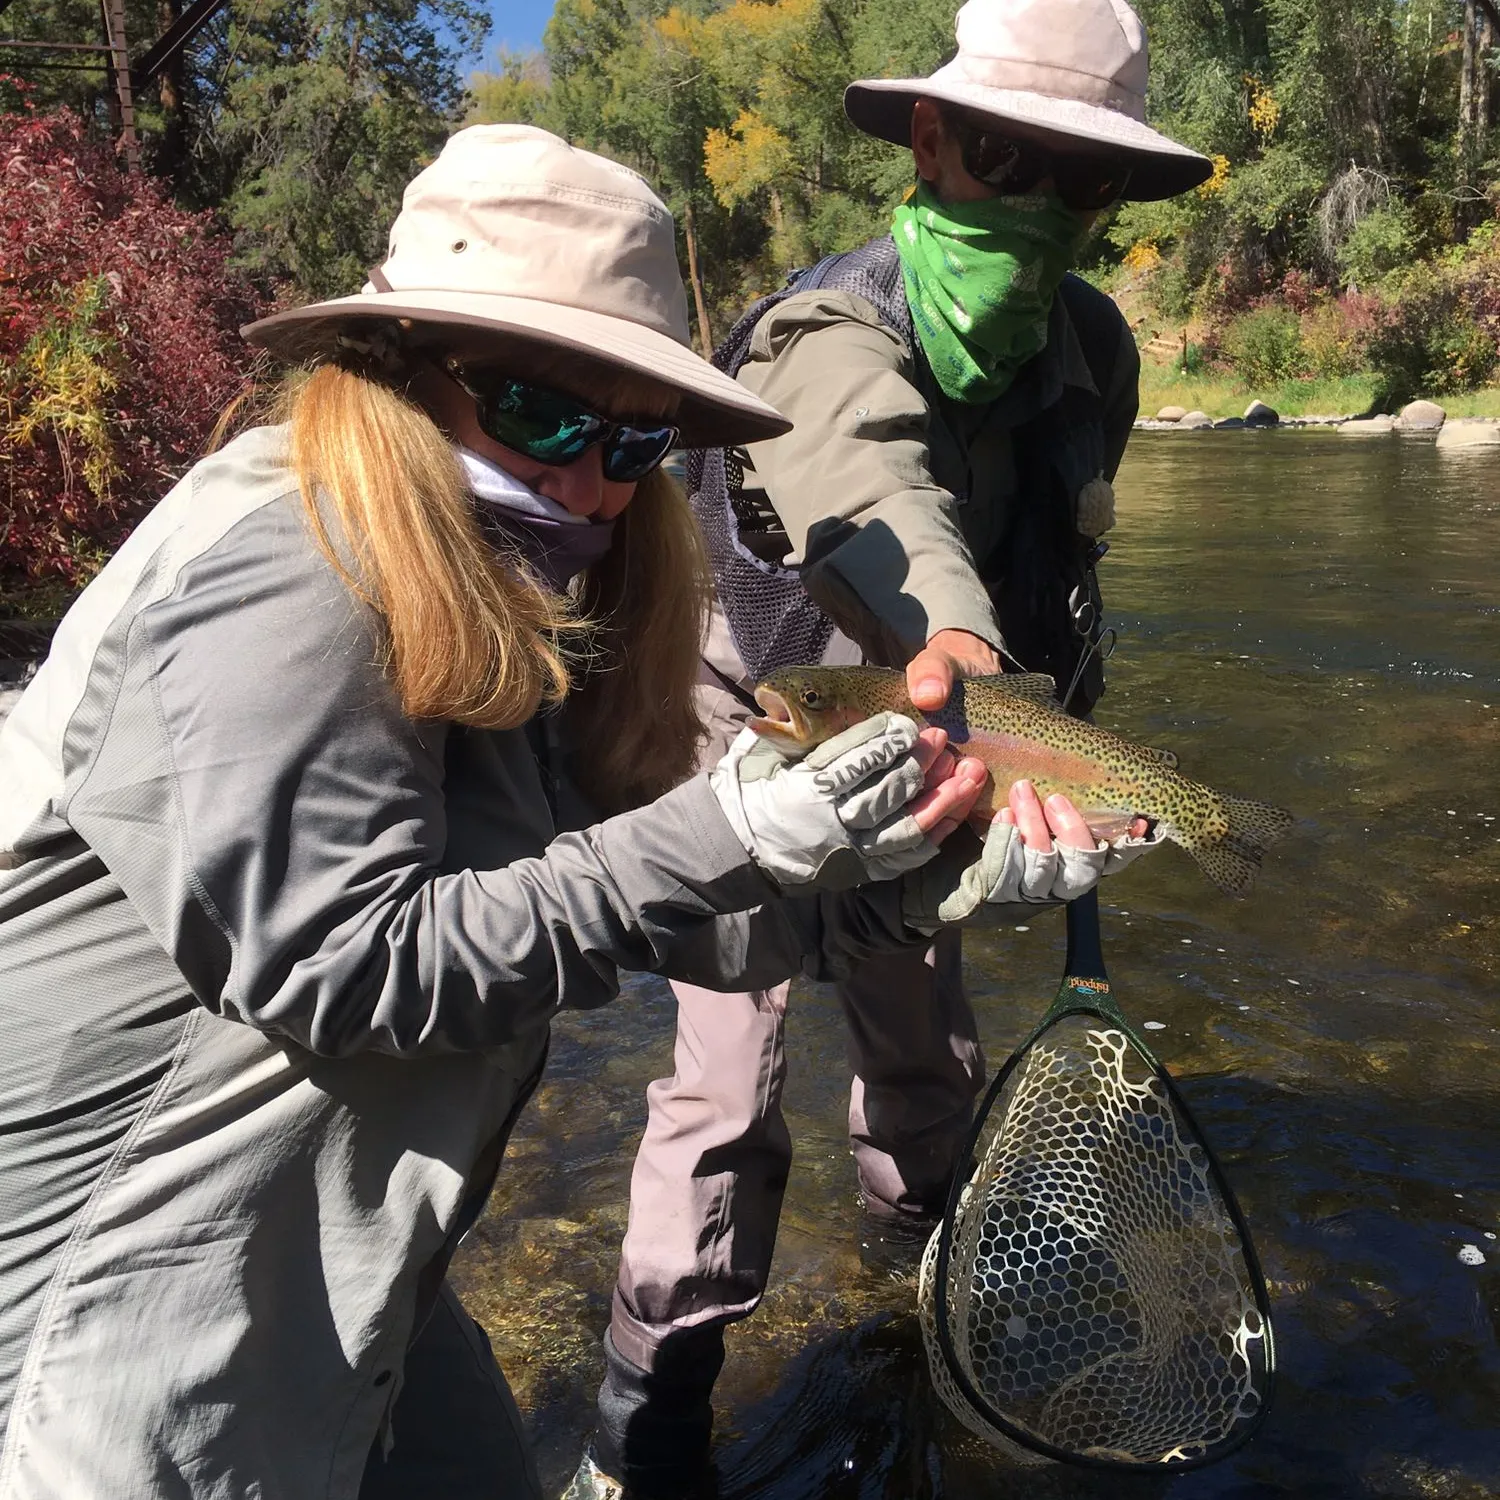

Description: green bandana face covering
[892,182,1087,404]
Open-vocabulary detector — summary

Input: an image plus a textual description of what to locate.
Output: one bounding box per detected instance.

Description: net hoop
[923,900,1276,1472]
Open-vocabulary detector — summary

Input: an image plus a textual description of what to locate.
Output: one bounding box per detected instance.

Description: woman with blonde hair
[0,126,1002,1499]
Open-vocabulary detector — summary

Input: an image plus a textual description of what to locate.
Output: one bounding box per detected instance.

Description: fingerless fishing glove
[708,713,936,891]
[902,818,1163,932]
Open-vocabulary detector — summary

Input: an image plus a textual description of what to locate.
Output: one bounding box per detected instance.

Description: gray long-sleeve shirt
[0,424,920,1498]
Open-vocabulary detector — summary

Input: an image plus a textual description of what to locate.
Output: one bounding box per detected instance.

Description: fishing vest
[685,235,1125,714]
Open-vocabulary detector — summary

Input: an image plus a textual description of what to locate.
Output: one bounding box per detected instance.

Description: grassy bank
[1136,365,1500,420]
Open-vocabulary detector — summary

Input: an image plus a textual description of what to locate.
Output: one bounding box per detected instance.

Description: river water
[454,431,1500,1499]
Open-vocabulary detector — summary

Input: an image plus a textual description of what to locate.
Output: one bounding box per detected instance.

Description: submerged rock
[1338,415,1396,436]
[1214,416,1246,429]
[1244,400,1279,426]
[1435,418,1500,450]
[1395,399,1446,431]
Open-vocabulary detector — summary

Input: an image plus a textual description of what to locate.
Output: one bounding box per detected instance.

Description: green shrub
[1144,260,1196,322]
[1336,204,1416,290]
[1366,255,1500,401]
[1301,299,1369,378]
[1180,340,1209,376]
[1222,306,1307,385]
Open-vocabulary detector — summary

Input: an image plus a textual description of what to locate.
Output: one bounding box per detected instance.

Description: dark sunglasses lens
[961,129,1028,188]
[474,379,603,463]
[1056,158,1132,210]
[602,425,678,483]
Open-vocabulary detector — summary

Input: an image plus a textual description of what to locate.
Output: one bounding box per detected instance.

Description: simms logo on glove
[811,749,892,797]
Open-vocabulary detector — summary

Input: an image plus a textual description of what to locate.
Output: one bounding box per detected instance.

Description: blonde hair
[568,465,710,811]
[279,360,709,812]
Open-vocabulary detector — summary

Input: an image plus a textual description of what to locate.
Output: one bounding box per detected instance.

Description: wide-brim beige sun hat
[844,0,1212,202]
[242,125,789,449]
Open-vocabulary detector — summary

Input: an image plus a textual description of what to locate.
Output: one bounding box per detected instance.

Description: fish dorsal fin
[968,672,1064,709]
[1143,745,1180,769]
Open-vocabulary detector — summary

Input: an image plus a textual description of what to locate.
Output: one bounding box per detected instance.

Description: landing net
[917,1009,1272,1469]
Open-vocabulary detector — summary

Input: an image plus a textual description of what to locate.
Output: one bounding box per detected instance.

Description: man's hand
[906,628,1004,713]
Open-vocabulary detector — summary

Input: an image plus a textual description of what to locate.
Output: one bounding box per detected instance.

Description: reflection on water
[454,432,1500,1497]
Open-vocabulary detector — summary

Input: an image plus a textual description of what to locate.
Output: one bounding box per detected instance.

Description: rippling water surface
[455,432,1500,1498]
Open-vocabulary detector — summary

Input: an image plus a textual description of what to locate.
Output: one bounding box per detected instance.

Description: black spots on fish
[970,671,1063,708]
[1176,794,1296,895]
[1142,745,1179,769]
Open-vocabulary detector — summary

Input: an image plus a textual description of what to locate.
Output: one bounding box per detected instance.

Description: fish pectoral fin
[969,672,1063,708]
[1081,810,1141,843]
[1143,745,1179,769]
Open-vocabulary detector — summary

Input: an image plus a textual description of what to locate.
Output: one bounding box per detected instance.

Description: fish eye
[799,688,822,709]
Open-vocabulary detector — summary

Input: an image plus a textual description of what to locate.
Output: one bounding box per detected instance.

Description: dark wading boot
[857,1208,942,1283]
[559,1449,625,1500]
[559,1444,719,1500]
[561,1328,723,1499]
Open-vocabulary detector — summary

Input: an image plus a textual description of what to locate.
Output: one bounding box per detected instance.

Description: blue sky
[484,0,555,55]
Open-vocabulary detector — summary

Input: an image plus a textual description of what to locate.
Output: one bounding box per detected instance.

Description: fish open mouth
[749,686,804,744]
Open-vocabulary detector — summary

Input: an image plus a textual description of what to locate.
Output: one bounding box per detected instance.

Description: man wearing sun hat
[568,2,1211,1497]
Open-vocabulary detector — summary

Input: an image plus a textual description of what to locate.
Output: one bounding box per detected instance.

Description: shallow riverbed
[455,431,1500,1498]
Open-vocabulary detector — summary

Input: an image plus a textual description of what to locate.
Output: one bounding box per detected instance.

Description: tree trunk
[1458,0,1478,231]
[682,199,714,356]
[156,0,187,185]
[1460,0,1477,151]
[1479,8,1495,140]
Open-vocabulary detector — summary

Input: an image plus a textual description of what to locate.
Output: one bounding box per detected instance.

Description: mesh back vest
[686,235,1124,712]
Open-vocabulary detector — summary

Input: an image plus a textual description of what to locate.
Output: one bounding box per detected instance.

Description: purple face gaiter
[457,447,617,591]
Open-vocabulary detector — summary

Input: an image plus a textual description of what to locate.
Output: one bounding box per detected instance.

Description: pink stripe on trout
[749,666,1294,895]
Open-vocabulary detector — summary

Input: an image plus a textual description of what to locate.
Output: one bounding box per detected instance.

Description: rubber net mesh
[918,1014,1267,1466]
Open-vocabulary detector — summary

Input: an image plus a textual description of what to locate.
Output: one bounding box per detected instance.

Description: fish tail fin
[1176,794,1296,895]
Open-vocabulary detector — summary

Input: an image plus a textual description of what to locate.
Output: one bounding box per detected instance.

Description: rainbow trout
[750,666,1294,895]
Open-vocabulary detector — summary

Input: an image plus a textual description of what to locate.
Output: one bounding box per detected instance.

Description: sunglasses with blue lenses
[445,361,679,483]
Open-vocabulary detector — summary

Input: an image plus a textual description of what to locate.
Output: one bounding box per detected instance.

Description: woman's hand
[707,713,988,893]
[908,729,990,844]
[900,778,1164,932]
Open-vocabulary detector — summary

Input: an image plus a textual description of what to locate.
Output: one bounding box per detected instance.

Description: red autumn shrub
[1,101,266,611]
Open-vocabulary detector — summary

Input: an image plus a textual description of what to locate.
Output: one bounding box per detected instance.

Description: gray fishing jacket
[0,424,919,1499]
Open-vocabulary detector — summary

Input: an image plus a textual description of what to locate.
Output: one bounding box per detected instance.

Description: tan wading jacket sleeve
[736,288,1004,663]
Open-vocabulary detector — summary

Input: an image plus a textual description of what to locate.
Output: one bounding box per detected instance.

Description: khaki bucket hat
[242,125,789,447]
[844,0,1212,201]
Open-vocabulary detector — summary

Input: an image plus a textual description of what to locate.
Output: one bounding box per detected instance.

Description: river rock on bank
[1435,418,1500,450]
[1338,414,1396,436]
[1156,404,1188,422]
[1177,410,1213,429]
[1395,399,1446,431]
[1244,400,1279,426]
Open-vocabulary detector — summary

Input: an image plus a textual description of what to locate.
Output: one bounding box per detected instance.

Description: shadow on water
[454,431,1500,1497]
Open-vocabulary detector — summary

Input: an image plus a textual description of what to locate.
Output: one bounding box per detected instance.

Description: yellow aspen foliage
[1123,240,1163,272]
[1197,154,1231,198]
[653,7,700,47]
[709,0,819,48]
[705,109,796,207]
[1245,76,1281,138]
